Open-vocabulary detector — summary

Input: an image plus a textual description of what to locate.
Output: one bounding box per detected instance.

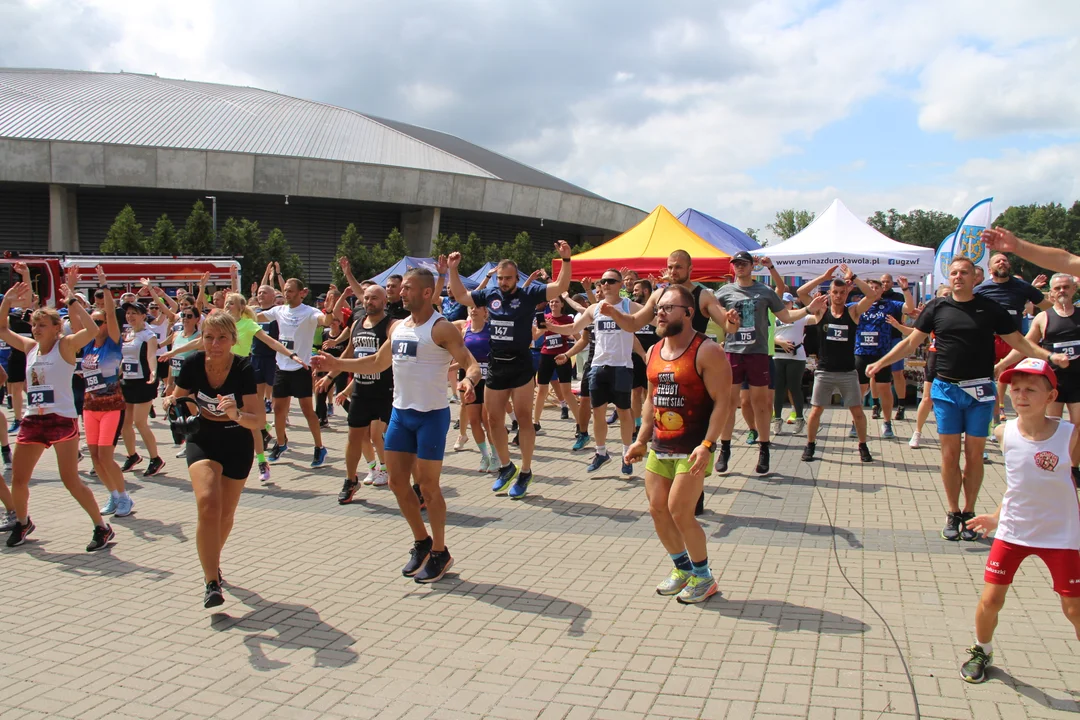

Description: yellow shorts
[645,449,713,480]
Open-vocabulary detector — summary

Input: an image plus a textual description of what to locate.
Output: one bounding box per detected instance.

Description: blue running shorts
[930,378,993,437]
[384,406,452,460]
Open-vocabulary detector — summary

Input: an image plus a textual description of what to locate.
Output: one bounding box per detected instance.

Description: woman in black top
[166,312,265,609]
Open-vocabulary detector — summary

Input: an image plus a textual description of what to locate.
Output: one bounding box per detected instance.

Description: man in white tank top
[311,268,483,585]
[549,269,643,478]
[959,358,1080,683]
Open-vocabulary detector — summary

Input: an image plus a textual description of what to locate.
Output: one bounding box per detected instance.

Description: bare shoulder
[432,317,463,345]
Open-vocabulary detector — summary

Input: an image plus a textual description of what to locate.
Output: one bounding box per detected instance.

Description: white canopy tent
[760,199,936,279]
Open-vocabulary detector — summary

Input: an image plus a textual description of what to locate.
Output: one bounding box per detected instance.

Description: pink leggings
[84,409,124,447]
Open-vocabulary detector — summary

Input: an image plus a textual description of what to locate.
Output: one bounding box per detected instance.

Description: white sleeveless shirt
[25,341,78,419]
[999,418,1080,549]
[391,312,451,412]
[591,298,634,368]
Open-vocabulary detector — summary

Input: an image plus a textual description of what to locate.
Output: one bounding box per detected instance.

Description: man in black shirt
[867,257,1069,542]
[385,274,410,320]
[878,273,912,420]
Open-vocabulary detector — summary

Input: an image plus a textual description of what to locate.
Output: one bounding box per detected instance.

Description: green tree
[485,232,538,273]
[218,217,265,288]
[993,202,1079,279]
[99,205,148,254]
[767,209,815,240]
[744,227,760,242]
[146,213,179,254]
[867,208,959,249]
[867,209,903,240]
[263,228,306,288]
[537,240,593,279]
[331,223,369,287]
[368,228,410,275]
[180,199,216,255]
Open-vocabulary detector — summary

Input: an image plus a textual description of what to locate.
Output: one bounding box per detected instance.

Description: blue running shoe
[621,461,633,479]
[587,452,611,473]
[268,443,288,462]
[100,495,118,516]
[882,422,895,440]
[114,494,134,517]
[8,419,19,434]
[491,462,518,493]
[572,433,591,452]
[849,423,857,438]
[310,446,328,468]
[508,471,533,499]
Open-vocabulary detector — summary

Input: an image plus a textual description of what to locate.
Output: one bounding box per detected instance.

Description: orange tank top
[647,332,711,456]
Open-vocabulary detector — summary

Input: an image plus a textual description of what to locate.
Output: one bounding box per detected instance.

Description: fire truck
[0,253,242,307]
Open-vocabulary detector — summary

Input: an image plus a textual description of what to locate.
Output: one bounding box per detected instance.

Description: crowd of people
[1,227,1079,686]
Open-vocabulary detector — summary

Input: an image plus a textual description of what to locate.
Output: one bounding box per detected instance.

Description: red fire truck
[0,253,242,306]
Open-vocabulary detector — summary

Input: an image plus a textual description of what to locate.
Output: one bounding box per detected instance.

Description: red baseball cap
[1000,357,1057,389]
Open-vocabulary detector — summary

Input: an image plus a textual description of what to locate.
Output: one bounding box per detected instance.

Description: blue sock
[691,557,712,579]
[670,552,692,572]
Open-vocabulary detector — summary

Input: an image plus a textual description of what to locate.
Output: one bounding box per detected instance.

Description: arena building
[0,68,644,284]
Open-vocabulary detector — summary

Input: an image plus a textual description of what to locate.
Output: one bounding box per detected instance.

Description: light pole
[205,195,217,239]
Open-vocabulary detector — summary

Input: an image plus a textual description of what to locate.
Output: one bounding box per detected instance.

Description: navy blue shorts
[251,354,277,386]
[385,406,451,461]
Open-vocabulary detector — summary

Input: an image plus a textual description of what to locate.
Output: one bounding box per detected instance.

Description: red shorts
[985,538,1080,596]
[17,414,80,448]
[727,352,770,387]
[994,336,1017,368]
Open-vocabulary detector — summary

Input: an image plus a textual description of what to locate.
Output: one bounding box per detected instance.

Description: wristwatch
[700,440,715,452]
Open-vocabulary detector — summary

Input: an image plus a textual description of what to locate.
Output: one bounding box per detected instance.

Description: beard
[991,267,1010,279]
[658,317,684,337]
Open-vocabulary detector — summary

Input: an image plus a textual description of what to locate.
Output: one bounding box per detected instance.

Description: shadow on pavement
[518,495,646,524]
[711,513,863,549]
[211,584,358,671]
[992,666,1080,712]
[147,473,326,501]
[703,596,870,635]
[113,516,189,543]
[415,578,592,637]
[756,475,883,494]
[352,498,501,528]
[23,541,172,579]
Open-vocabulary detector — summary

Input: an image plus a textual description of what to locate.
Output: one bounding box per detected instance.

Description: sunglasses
[182,314,196,319]
[599,278,621,285]
[93,319,106,327]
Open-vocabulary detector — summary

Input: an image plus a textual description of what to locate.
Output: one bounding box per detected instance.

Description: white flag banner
[947,197,994,277]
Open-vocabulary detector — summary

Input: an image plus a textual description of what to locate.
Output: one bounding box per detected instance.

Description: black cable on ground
[806,462,922,719]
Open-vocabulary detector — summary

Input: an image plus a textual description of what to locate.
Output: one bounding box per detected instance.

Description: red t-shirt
[541,313,573,355]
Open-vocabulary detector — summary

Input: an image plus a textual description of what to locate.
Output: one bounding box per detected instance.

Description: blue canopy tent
[675,209,761,255]
[467,262,544,289]
[369,256,478,289]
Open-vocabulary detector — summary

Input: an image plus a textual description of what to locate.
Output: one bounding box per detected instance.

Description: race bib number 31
[393,339,418,360]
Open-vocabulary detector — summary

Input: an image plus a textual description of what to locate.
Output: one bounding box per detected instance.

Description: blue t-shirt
[855,300,904,355]
[441,298,467,322]
[81,336,124,407]
[974,278,1044,333]
[470,284,548,354]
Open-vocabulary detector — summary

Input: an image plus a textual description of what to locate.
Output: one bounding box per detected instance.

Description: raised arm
[254,329,305,366]
[776,294,827,324]
[97,265,121,343]
[983,228,1080,278]
[561,292,587,315]
[0,283,35,353]
[545,240,573,301]
[757,256,788,297]
[446,252,477,308]
[548,305,595,335]
[897,277,916,317]
[195,272,209,314]
[595,300,646,333]
[59,284,97,355]
[310,321,398,376]
[796,266,838,307]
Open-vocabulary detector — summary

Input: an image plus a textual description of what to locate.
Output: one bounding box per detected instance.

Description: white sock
[622,444,630,459]
[111,490,120,499]
[120,491,130,500]
[478,442,490,458]
[976,640,992,654]
[596,445,607,456]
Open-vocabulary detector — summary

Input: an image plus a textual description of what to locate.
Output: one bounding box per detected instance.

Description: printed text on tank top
[1041,306,1080,369]
[390,312,452,412]
[121,326,154,380]
[26,341,77,418]
[647,333,710,458]
[351,315,393,387]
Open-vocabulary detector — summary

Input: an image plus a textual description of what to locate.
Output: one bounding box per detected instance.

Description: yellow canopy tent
[554,205,732,281]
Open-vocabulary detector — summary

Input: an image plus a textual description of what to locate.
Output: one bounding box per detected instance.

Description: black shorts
[925,352,937,383]
[537,354,571,385]
[457,369,486,405]
[632,354,647,390]
[186,422,254,479]
[273,367,313,399]
[1055,371,1080,404]
[579,362,592,399]
[7,348,26,383]
[156,359,169,384]
[121,379,157,405]
[856,355,892,385]
[589,365,632,410]
[72,373,85,416]
[251,354,277,386]
[487,352,535,391]
[347,391,392,428]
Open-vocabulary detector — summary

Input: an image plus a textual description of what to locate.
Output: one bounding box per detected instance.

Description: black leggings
[773,358,807,418]
[316,372,351,421]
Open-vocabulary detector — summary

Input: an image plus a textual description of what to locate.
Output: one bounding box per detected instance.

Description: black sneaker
[859,443,872,463]
[695,492,705,517]
[413,483,426,511]
[941,511,963,541]
[143,457,164,477]
[801,442,816,462]
[149,406,157,419]
[561,406,570,420]
[871,405,881,420]
[86,524,115,551]
[203,580,224,608]
[268,442,288,462]
[338,477,359,505]
[715,447,731,474]
[261,429,272,451]
[960,645,993,683]
[1072,467,1080,489]
[0,446,10,465]
[755,444,770,475]
[403,537,433,577]
[894,406,906,421]
[319,417,330,429]
[6,518,34,547]
[959,511,978,541]
[121,454,142,472]
[414,548,454,583]
[510,433,520,447]
[511,419,518,432]
[533,423,542,436]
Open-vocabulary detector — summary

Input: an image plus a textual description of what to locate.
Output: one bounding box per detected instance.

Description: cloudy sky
[3,0,1078,240]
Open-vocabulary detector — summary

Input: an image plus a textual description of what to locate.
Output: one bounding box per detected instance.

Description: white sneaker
[771,418,783,436]
[175,445,187,458]
[453,436,468,452]
[361,466,377,485]
[480,455,497,473]
[793,419,805,436]
[909,431,921,449]
[371,468,389,487]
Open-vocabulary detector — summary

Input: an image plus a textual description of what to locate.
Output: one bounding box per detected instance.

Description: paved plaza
[2,402,1080,720]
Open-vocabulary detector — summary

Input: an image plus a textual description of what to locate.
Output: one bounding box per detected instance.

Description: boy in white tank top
[960,358,1080,683]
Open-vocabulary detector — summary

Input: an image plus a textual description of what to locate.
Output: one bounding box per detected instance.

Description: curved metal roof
[0,68,603,199]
